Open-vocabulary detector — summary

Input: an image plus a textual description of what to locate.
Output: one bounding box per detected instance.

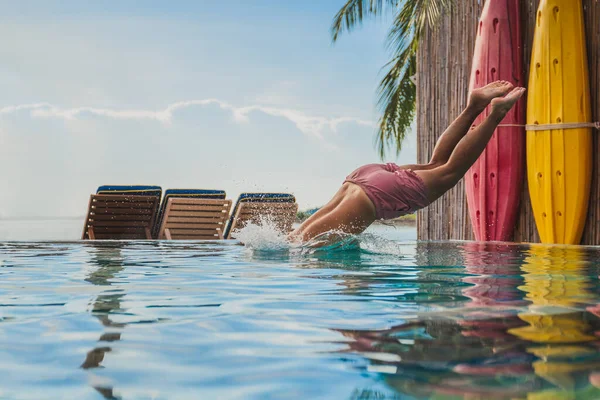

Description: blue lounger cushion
[96,185,162,198]
[163,189,226,200]
[224,193,296,238]
[155,189,227,237]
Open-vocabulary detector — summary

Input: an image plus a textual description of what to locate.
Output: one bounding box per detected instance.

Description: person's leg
[415,87,526,203]
[291,185,348,234]
[289,183,376,243]
[399,81,514,172]
[289,84,523,245]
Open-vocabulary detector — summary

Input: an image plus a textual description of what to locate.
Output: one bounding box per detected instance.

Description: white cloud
[0,100,373,141]
[0,103,54,115]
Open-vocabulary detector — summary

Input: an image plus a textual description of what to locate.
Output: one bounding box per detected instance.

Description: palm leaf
[331,0,400,42]
[376,48,416,157]
[387,0,454,50]
[331,0,453,158]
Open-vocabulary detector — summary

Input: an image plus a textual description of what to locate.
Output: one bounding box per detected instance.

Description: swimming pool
[0,234,599,399]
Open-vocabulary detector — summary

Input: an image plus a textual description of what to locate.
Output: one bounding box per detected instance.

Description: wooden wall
[416,0,600,244]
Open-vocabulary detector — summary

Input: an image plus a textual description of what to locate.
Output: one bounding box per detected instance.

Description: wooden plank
[166,216,226,223]
[92,234,147,240]
[169,211,228,218]
[91,195,156,202]
[416,0,479,241]
[167,216,227,224]
[91,197,156,203]
[168,229,222,236]
[91,205,155,212]
[582,0,600,244]
[89,208,154,215]
[91,202,155,209]
[165,220,224,226]
[171,235,220,240]
[169,198,231,206]
[87,220,153,227]
[88,214,153,221]
[169,205,229,211]
[164,223,223,229]
[88,215,153,221]
[87,227,147,233]
[169,204,231,212]
[91,194,155,199]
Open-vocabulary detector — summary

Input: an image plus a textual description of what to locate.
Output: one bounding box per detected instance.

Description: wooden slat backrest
[226,202,298,239]
[82,194,159,240]
[157,198,232,240]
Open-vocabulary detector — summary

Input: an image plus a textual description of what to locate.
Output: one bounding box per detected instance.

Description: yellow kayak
[526,0,592,244]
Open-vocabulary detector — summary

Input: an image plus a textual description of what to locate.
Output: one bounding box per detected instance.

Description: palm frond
[375,0,453,157]
[331,0,399,42]
[332,0,453,157]
[375,49,416,157]
[386,0,453,54]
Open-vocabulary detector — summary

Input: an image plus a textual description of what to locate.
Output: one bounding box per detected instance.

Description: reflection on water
[80,245,126,399]
[333,242,600,400]
[0,239,600,399]
[512,246,600,398]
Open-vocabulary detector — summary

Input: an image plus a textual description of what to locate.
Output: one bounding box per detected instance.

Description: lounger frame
[157,198,232,240]
[82,194,159,240]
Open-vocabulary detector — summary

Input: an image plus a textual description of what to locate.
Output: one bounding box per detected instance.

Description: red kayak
[465,0,525,242]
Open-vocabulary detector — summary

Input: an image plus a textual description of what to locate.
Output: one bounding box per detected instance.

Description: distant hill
[296,207,320,222]
[296,207,415,226]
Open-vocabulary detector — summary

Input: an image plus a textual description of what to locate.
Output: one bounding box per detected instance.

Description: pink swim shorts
[344,163,430,220]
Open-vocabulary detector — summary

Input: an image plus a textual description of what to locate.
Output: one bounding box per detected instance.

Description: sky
[0,0,417,218]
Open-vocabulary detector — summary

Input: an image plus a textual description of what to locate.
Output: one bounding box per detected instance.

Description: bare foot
[490,87,526,115]
[469,81,514,111]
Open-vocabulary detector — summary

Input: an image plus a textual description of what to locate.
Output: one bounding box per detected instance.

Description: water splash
[233,216,292,252]
[236,218,405,258]
[358,233,407,256]
[299,231,361,254]
[298,231,407,258]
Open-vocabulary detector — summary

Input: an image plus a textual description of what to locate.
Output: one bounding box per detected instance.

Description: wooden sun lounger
[82,194,159,240]
[157,197,232,240]
[225,201,298,239]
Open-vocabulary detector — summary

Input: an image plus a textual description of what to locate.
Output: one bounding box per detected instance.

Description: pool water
[1,234,600,399]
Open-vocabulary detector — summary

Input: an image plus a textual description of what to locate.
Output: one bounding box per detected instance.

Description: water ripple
[0,239,599,399]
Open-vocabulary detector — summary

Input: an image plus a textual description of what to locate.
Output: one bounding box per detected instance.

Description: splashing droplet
[234,215,292,252]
